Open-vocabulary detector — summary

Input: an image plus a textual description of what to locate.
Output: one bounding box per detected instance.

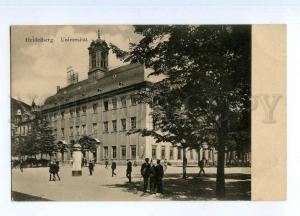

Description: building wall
[46,89,148,164]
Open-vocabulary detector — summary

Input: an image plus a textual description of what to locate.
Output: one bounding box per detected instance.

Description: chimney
[57,85,60,93]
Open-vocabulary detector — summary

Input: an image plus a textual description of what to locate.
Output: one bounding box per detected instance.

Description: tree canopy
[111,25,251,197]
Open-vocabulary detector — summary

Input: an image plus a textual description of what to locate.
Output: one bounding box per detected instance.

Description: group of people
[141,158,164,194]
[49,160,60,181]
[47,157,205,194]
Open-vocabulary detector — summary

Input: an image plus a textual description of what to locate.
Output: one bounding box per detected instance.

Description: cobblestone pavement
[12,165,250,201]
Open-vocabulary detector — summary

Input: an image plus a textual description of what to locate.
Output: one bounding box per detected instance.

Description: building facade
[41,34,211,165]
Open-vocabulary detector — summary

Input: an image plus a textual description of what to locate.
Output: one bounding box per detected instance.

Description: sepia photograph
[10,25,252,201]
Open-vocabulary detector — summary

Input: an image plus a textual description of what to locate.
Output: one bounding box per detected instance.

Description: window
[104,101,109,111]
[54,112,57,121]
[92,53,96,68]
[82,124,86,135]
[92,123,97,135]
[131,145,136,159]
[152,145,157,159]
[121,118,126,131]
[112,98,117,109]
[177,148,182,160]
[70,126,73,137]
[61,111,65,120]
[112,120,117,132]
[82,106,87,116]
[93,103,98,113]
[76,107,80,117]
[61,128,65,137]
[112,146,117,159]
[54,128,57,138]
[190,150,194,160]
[121,146,126,159]
[131,117,136,130]
[103,121,108,133]
[131,95,137,105]
[70,109,74,118]
[76,126,80,135]
[104,146,108,159]
[121,96,127,107]
[161,146,166,159]
[170,147,174,160]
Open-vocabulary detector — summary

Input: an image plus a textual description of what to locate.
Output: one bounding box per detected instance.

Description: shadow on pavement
[105,173,251,201]
[12,191,51,201]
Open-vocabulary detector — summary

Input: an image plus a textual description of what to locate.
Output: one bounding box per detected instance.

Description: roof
[42,63,148,111]
[11,98,31,115]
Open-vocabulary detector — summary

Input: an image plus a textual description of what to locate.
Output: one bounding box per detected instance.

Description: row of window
[56,117,137,137]
[103,117,136,133]
[51,95,138,121]
[103,145,137,159]
[101,145,197,161]
[151,146,196,160]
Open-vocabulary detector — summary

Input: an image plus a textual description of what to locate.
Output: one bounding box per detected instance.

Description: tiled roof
[42,63,147,111]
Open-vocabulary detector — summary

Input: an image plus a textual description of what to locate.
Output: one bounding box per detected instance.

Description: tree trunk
[216,130,226,198]
[182,147,187,179]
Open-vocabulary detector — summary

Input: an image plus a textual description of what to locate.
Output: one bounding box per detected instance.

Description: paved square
[12,165,250,201]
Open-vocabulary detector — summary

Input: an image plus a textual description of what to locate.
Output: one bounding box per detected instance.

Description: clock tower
[88,30,109,80]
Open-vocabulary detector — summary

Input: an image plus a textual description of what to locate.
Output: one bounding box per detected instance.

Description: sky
[11,25,142,105]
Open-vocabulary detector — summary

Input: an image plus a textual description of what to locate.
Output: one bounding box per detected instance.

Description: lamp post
[72,143,82,176]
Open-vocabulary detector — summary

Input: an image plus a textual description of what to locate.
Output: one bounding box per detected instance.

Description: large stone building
[41,33,214,165]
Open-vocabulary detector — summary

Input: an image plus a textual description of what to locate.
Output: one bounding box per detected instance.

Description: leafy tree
[39,117,57,159]
[111,25,251,198]
[78,135,98,158]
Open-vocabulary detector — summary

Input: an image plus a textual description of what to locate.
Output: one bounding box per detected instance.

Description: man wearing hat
[155,159,164,194]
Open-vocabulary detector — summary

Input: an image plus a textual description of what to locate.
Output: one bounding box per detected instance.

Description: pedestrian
[133,160,137,167]
[111,160,117,177]
[163,159,168,171]
[88,160,94,176]
[126,159,132,183]
[198,159,206,176]
[81,158,84,167]
[149,160,156,194]
[105,159,108,168]
[49,161,56,181]
[19,159,24,172]
[155,159,164,194]
[84,158,88,167]
[140,158,151,193]
[54,161,61,181]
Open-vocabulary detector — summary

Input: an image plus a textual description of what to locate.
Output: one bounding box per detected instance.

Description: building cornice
[41,81,152,114]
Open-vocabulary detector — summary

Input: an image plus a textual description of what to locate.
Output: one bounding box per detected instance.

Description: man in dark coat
[198,159,206,176]
[111,160,117,177]
[49,161,56,181]
[19,160,24,172]
[149,161,156,194]
[155,159,164,194]
[88,160,94,176]
[54,161,61,181]
[105,159,109,168]
[140,158,151,192]
[126,160,132,183]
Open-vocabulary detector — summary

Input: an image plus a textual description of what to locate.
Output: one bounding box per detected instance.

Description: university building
[41,33,214,165]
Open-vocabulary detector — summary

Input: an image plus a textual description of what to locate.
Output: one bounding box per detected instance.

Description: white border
[1,2,299,216]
